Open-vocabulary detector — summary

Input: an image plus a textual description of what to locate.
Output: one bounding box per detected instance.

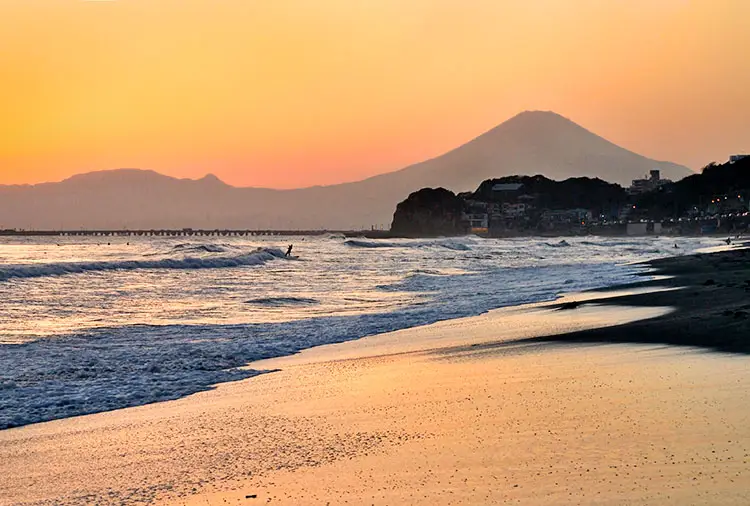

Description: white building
[463,213,488,230]
[629,169,671,194]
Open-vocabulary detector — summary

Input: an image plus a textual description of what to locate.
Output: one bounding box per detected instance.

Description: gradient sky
[1,0,749,188]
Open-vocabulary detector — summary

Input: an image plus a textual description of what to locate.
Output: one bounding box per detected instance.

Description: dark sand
[524,246,750,353]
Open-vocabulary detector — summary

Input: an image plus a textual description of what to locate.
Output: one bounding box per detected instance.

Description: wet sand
[2,249,750,505]
[521,246,750,353]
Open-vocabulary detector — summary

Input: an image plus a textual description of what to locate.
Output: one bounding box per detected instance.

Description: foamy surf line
[0,247,285,281]
[0,260,645,430]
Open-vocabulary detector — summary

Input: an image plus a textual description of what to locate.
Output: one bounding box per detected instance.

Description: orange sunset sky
[1,0,749,188]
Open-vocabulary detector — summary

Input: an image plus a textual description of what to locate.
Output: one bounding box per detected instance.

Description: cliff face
[390,188,466,237]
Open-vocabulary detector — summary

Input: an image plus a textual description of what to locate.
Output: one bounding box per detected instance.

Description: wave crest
[245,296,319,306]
[0,247,286,282]
[170,243,230,254]
[344,239,471,251]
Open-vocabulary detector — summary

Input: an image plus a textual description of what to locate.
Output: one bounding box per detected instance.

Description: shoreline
[2,248,750,505]
[515,246,750,354]
[0,234,680,430]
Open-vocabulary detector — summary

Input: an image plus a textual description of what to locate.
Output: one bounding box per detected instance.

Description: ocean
[0,234,723,429]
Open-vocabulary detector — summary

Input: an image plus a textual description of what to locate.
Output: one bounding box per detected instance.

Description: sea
[0,234,725,429]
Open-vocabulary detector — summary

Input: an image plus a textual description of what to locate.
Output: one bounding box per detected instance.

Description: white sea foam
[545,239,571,248]
[170,243,231,253]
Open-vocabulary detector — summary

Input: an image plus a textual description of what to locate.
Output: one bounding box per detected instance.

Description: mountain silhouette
[0,111,693,230]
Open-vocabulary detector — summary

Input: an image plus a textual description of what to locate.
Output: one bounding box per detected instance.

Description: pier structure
[0,229,392,238]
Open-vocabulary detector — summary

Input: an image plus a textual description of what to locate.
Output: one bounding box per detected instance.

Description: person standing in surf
[285,244,293,257]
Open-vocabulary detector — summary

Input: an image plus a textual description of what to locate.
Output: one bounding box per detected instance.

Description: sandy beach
[2,249,750,506]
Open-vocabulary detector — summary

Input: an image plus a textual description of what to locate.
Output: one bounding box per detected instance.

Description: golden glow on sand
[1,0,748,187]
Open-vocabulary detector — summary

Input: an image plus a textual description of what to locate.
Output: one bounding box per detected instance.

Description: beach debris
[703,279,716,286]
[246,494,258,499]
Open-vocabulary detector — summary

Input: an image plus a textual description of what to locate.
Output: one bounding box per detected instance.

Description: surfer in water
[285,244,293,257]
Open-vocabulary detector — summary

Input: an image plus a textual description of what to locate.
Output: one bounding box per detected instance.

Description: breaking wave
[579,240,639,247]
[245,296,320,306]
[142,242,235,256]
[170,243,231,253]
[344,239,471,251]
[0,248,286,282]
[0,260,643,429]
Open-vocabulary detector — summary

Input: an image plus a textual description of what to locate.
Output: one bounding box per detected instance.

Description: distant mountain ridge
[0,111,693,230]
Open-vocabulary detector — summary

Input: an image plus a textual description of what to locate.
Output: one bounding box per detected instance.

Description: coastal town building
[501,202,528,218]
[463,199,488,211]
[628,169,671,195]
[729,154,749,164]
[463,212,488,233]
[541,208,592,225]
[487,202,502,218]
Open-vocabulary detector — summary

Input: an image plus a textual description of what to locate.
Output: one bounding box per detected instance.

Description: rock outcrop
[390,188,466,237]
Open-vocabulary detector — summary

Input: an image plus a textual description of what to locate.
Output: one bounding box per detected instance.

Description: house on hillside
[463,213,488,234]
[629,169,671,195]
[501,202,528,218]
[491,183,525,202]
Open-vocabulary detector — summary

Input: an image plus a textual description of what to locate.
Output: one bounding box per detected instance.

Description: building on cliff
[629,169,671,195]
[464,213,489,233]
